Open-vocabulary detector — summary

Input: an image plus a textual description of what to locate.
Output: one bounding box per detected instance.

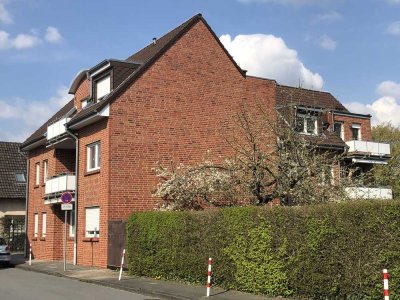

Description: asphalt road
[0,267,152,300]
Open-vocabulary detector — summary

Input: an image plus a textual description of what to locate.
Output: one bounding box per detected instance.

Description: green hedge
[126,201,400,299]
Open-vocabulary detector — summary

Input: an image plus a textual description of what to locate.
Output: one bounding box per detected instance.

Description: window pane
[90,145,96,169]
[306,117,315,134]
[42,213,46,237]
[334,123,341,136]
[85,207,100,237]
[97,144,101,167]
[352,128,359,140]
[295,117,304,132]
[16,173,26,183]
[35,163,40,185]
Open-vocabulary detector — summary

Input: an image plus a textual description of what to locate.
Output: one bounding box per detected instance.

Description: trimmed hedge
[126,201,400,299]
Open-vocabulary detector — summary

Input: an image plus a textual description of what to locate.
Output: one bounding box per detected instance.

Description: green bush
[126,201,400,299]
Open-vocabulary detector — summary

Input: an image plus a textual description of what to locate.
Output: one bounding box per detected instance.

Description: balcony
[47,117,71,140]
[345,187,393,200]
[44,173,75,204]
[346,140,391,157]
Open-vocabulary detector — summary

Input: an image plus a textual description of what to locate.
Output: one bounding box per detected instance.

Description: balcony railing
[346,140,390,156]
[345,187,393,200]
[47,117,71,140]
[44,173,76,195]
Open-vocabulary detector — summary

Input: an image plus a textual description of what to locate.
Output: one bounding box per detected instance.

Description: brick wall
[333,115,372,141]
[27,146,75,262]
[76,118,109,268]
[108,20,277,220]
[74,78,90,112]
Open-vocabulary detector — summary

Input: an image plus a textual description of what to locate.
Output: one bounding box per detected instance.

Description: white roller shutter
[85,207,100,237]
[34,214,38,237]
[42,213,46,237]
[96,76,110,100]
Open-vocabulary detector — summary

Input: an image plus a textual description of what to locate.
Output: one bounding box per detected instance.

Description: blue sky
[0,0,399,141]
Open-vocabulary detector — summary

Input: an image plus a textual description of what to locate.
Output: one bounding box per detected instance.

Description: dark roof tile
[0,142,26,199]
[277,84,349,112]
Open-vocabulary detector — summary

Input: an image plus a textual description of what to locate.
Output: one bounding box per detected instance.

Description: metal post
[119,249,126,281]
[63,210,67,272]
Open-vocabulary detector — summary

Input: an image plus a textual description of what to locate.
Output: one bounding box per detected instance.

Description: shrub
[126,200,400,299]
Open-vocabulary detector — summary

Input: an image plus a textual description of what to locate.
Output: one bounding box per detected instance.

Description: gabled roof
[68,13,246,127]
[0,142,26,199]
[20,99,75,149]
[276,84,349,112]
[21,14,246,149]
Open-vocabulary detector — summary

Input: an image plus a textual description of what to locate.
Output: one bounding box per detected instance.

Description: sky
[0,0,399,142]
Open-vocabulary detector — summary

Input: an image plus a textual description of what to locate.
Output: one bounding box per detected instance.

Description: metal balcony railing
[44,173,76,195]
[47,117,71,140]
[345,187,393,200]
[346,140,391,156]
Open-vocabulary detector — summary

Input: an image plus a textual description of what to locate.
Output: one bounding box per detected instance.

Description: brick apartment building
[20,14,391,268]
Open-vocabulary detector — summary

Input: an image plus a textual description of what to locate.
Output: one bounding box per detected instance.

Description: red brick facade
[24,15,374,268]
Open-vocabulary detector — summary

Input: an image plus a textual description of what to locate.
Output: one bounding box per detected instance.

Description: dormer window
[95,75,111,101]
[295,113,318,135]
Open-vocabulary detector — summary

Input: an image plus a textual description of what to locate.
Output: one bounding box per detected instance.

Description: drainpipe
[66,129,79,265]
[18,149,29,258]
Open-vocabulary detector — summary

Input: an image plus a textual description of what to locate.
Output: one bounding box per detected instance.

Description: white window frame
[42,213,47,238]
[43,160,48,182]
[334,122,344,140]
[34,213,39,238]
[351,124,361,140]
[96,75,111,101]
[296,114,318,135]
[85,206,100,238]
[86,142,101,172]
[35,163,40,185]
[69,210,75,237]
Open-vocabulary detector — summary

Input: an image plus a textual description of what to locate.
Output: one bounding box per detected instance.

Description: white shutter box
[96,76,110,100]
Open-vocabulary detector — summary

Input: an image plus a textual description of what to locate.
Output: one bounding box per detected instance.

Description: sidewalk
[11,255,282,300]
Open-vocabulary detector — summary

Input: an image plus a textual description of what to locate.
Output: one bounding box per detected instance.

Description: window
[43,160,48,182]
[87,142,101,171]
[34,213,38,237]
[96,75,110,101]
[69,210,75,237]
[15,172,26,183]
[35,163,40,185]
[82,99,88,109]
[295,114,318,135]
[85,207,100,238]
[42,213,46,238]
[351,124,361,140]
[334,122,344,140]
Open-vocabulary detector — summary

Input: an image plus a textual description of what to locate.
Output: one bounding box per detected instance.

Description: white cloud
[344,81,400,126]
[0,30,41,50]
[0,2,12,24]
[376,81,400,98]
[387,21,400,36]
[45,26,63,43]
[13,33,41,49]
[317,35,337,51]
[314,11,342,23]
[220,33,323,90]
[0,86,71,142]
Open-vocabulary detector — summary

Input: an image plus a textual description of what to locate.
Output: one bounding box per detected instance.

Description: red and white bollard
[383,269,389,300]
[118,249,126,281]
[206,257,212,297]
[29,243,32,266]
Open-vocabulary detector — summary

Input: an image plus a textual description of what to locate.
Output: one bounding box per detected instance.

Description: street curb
[13,263,194,300]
